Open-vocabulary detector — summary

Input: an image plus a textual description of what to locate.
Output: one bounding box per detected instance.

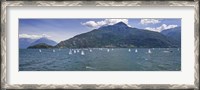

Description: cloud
[140,19,161,25]
[19,34,51,39]
[145,24,178,32]
[81,19,131,29]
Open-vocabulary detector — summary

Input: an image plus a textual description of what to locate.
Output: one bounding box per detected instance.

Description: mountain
[161,27,181,47]
[27,43,53,49]
[55,22,179,48]
[30,37,57,47]
[19,38,36,49]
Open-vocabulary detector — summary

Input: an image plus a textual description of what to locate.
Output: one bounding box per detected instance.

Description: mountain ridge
[27,43,53,49]
[19,38,36,49]
[55,22,179,48]
[161,27,181,47]
[30,37,57,46]
[19,37,57,49]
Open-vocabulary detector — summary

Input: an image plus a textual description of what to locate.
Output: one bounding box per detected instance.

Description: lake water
[19,48,181,71]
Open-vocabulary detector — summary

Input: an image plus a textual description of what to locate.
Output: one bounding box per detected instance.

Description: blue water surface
[19,48,181,71]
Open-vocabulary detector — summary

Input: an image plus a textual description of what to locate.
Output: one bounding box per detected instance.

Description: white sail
[148,49,151,53]
[81,50,85,55]
[77,49,79,53]
[53,49,55,52]
[112,48,114,51]
[69,49,72,55]
[135,49,137,53]
[107,49,110,52]
[73,50,76,53]
[89,49,92,52]
[39,49,42,52]
[128,49,131,52]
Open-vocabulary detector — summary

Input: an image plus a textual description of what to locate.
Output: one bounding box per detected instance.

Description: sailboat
[81,50,85,55]
[53,49,55,52]
[128,49,131,52]
[148,49,151,53]
[135,49,138,53]
[107,49,110,52]
[69,49,72,55]
[89,49,92,52]
[73,50,76,53]
[39,49,42,52]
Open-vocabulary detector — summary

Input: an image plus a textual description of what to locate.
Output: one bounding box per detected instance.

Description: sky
[19,18,181,43]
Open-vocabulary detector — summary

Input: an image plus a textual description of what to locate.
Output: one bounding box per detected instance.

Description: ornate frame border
[1,1,199,89]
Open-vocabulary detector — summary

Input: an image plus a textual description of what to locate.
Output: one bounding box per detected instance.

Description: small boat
[89,49,92,52]
[135,49,138,53]
[86,66,95,70]
[128,49,131,52]
[77,49,80,53]
[81,50,85,55]
[163,50,173,53]
[107,49,110,52]
[69,49,72,55]
[73,50,76,53]
[112,48,114,51]
[39,49,42,52]
[148,49,151,53]
[53,49,55,52]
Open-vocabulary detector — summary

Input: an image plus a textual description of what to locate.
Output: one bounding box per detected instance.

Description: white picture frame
[1,1,199,89]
